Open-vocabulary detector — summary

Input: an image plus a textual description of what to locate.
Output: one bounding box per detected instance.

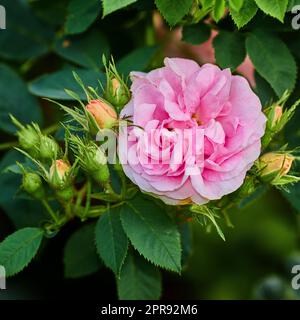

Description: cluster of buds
[258,152,300,186]
[10,115,61,162]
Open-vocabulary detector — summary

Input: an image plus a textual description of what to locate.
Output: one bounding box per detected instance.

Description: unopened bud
[259,152,294,182]
[105,78,130,109]
[82,144,110,183]
[39,136,60,161]
[17,126,40,154]
[49,160,71,189]
[22,172,44,199]
[86,99,117,130]
[272,106,283,126]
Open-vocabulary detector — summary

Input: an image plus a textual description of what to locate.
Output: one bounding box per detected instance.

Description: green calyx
[22,172,45,199]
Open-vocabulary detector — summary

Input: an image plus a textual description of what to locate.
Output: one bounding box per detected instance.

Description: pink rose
[119,58,266,205]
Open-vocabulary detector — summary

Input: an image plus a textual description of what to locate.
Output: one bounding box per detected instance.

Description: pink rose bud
[259,152,294,182]
[271,106,283,126]
[86,99,117,129]
[49,160,74,201]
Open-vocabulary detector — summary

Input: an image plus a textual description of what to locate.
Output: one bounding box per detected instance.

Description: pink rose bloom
[119,58,266,205]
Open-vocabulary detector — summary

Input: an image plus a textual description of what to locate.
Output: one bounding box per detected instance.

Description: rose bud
[271,106,283,126]
[81,143,110,183]
[49,160,74,201]
[22,172,44,199]
[39,136,60,162]
[105,78,130,109]
[10,115,41,155]
[259,152,294,183]
[86,99,117,130]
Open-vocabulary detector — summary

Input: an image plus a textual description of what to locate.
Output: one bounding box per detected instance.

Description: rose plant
[0,0,300,300]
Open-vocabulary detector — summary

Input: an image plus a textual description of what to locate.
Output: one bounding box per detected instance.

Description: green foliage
[212,0,226,22]
[246,31,297,97]
[182,23,211,45]
[0,228,43,276]
[29,68,104,100]
[0,0,53,61]
[116,46,158,76]
[95,207,128,276]
[102,0,138,16]
[117,250,162,300]
[254,0,288,22]
[120,196,182,273]
[213,31,246,70]
[0,64,42,133]
[229,0,244,12]
[54,30,109,70]
[155,0,194,26]
[64,224,102,278]
[230,0,258,28]
[65,0,101,34]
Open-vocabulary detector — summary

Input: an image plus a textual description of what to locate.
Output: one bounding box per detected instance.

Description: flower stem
[41,199,59,224]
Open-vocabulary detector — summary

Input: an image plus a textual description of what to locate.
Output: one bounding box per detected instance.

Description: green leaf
[31,0,69,27]
[182,23,211,45]
[117,250,162,300]
[102,0,138,16]
[0,228,43,276]
[95,207,128,276]
[246,31,297,97]
[0,64,43,134]
[288,0,300,11]
[120,196,181,273]
[64,224,102,278]
[254,0,288,22]
[213,31,246,70]
[29,67,105,101]
[212,0,226,22]
[180,223,192,268]
[66,0,100,34]
[282,185,300,213]
[230,0,258,28]
[0,0,53,61]
[155,0,194,26]
[54,30,109,70]
[117,46,158,76]
[229,0,244,11]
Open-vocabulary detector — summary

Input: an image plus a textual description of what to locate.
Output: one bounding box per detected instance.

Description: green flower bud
[17,125,40,155]
[39,136,60,161]
[55,186,74,202]
[22,172,44,199]
[49,159,72,190]
[84,145,110,183]
[104,78,130,109]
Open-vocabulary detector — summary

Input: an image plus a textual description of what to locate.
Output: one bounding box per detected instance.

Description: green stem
[42,199,59,224]
[84,179,92,217]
